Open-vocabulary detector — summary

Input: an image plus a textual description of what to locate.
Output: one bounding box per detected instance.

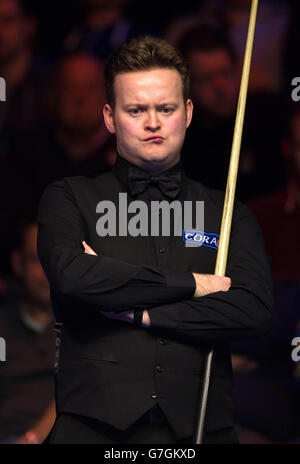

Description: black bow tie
[128,168,182,199]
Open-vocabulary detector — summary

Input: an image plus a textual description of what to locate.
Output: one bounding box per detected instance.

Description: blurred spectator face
[11,223,50,307]
[56,55,106,135]
[0,0,28,64]
[188,48,239,119]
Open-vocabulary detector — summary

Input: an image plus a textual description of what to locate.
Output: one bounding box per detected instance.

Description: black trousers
[45,409,239,444]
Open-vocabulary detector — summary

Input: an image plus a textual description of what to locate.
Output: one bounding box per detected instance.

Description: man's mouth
[144,136,164,143]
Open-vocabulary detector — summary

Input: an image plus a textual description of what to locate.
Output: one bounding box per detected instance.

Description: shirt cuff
[148,303,179,332]
[164,270,195,299]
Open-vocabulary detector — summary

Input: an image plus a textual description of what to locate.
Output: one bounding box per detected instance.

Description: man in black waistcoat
[37,36,273,444]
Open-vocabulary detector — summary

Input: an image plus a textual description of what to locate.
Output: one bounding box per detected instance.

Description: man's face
[0,0,26,63]
[103,68,193,173]
[188,49,238,119]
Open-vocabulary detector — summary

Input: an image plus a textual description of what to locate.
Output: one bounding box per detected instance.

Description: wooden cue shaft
[194,0,259,444]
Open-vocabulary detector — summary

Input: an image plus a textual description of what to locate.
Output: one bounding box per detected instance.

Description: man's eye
[161,107,173,114]
[129,108,142,116]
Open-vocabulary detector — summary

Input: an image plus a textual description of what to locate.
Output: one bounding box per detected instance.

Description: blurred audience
[178,24,286,201]
[0,53,116,275]
[224,0,291,94]
[0,0,50,275]
[231,102,300,443]
[231,280,300,443]
[0,0,48,137]
[166,0,291,94]
[29,52,116,201]
[0,219,56,444]
[248,104,300,283]
[62,0,144,60]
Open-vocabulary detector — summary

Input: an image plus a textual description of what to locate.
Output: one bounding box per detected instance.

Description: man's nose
[145,111,161,131]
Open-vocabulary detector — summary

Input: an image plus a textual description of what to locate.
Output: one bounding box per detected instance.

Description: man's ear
[103,104,116,134]
[185,99,193,129]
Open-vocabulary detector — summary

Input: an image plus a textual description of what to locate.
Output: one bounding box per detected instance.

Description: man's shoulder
[186,176,226,208]
[63,171,116,189]
[38,172,120,215]
[42,171,118,197]
[185,175,250,219]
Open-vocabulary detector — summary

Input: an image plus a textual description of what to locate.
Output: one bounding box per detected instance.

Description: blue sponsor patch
[183,230,219,250]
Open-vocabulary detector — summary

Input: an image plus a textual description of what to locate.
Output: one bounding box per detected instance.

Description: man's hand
[82,241,97,256]
[82,241,150,327]
[192,273,231,298]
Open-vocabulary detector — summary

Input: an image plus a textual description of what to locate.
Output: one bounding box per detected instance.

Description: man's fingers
[209,275,231,292]
[218,276,231,291]
[192,273,231,297]
[83,242,97,255]
[82,241,98,256]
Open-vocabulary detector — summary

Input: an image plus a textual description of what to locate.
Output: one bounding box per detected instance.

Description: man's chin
[119,149,178,171]
[139,149,170,163]
[137,154,179,173]
[140,154,169,168]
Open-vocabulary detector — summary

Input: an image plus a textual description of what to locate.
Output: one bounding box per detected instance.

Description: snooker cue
[194,0,259,444]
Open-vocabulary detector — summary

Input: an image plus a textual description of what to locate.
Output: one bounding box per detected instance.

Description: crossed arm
[37,180,273,344]
[82,240,231,328]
